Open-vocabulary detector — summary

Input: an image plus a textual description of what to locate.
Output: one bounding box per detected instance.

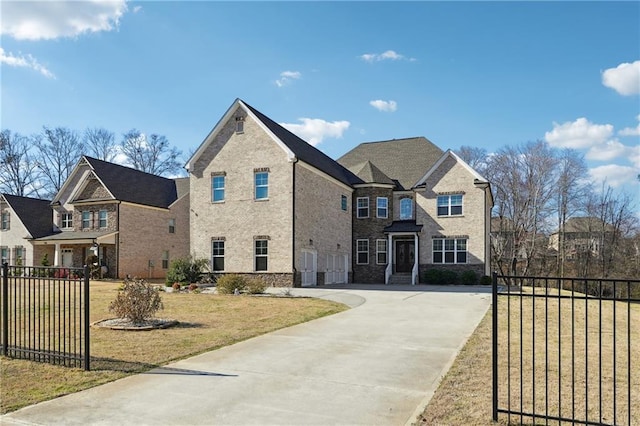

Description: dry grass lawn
[417,286,639,426]
[0,281,347,414]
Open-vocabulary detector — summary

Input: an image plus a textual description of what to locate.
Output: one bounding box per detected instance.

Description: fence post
[2,262,8,357]
[492,271,498,422]
[83,265,90,371]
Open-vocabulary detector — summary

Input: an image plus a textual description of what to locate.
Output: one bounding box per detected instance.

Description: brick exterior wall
[415,155,488,275]
[294,163,352,285]
[352,186,394,283]
[189,106,294,278]
[118,195,190,280]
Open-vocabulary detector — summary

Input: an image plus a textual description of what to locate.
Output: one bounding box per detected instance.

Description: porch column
[412,233,419,285]
[53,243,61,266]
[385,234,393,285]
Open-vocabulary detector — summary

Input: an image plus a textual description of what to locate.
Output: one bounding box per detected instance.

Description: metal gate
[1,263,90,370]
[492,273,639,425]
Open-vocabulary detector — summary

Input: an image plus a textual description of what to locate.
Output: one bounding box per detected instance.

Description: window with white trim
[255,239,268,271]
[212,240,225,271]
[377,197,388,219]
[212,175,225,202]
[98,210,108,228]
[255,171,269,200]
[356,239,369,265]
[356,197,369,218]
[437,194,463,216]
[235,117,244,133]
[1,247,8,264]
[162,251,169,269]
[1,211,9,230]
[81,211,91,229]
[376,239,387,265]
[433,238,467,264]
[341,195,348,211]
[61,212,73,229]
[399,198,412,220]
[168,218,176,234]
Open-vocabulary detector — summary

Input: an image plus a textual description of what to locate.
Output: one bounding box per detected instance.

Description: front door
[61,249,73,267]
[395,241,414,273]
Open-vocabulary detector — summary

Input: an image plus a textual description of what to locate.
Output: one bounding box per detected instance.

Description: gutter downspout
[291,157,298,286]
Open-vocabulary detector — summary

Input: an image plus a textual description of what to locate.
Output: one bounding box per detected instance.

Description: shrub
[85,254,101,279]
[245,277,267,294]
[109,278,163,324]
[216,274,247,294]
[480,275,492,286]
[166,257,210,285]
[423,269,459,285]
[460,270,478,285]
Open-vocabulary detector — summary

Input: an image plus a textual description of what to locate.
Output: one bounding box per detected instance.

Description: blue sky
[1,1,639,204]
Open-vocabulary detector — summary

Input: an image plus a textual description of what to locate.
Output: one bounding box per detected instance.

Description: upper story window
[341,195,348,211]
[437,194,463,216]
[376,197,388,219]
[1,211,9,230]
[61,212,73,229]
[255,239,268,271]
[255,170,269,200]
[211,174,225,202]
[168,218,176,234]
[81,211,91,229]
[98,210,108,228]
[235,117,245,134]
[399,198,413,220]
[356,197,369,218]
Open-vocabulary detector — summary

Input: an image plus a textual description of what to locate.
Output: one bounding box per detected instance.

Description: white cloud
[359,50,415,63]
[132,5,142,13]
[275,70,301,88]
[279,118,350,146]
[544,117,613,149]
[369,100,397,112]
[586,139,629,162]
[589,164,639,188]
[619,114,640,137]
[0,47,54,78]
[1,0,128,40]
[602,60,640,96]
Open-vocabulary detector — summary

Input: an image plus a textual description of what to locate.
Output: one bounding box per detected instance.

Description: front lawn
[0,281,347,413]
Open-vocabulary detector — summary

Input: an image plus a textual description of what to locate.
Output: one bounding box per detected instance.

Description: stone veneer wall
[352,186,393,283]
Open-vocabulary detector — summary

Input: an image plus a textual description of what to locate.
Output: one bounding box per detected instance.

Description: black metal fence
[1,263,90,370]
[492,273,639,425]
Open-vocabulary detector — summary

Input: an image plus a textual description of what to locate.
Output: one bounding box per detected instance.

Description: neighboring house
[0,194,54,266]
[187,99,362,286]
[187,99,493,286]
[31,156,190,279]
[549,217,616,260]
[338,138,493,284]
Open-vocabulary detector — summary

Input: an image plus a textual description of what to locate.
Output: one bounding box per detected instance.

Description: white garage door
[301,250,316,287]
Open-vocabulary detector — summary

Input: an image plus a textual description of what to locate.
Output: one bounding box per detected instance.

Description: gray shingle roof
[242,101,363,186]
[2,194,54,239]
[351,161,395,185]
[84,157,181,208]
[337,137,443,190]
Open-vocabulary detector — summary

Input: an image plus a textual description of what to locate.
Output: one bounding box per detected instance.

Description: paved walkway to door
[1,285,491,426]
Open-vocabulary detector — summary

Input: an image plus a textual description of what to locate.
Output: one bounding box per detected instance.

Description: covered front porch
[383,221,423,285]
[33,231,118,278]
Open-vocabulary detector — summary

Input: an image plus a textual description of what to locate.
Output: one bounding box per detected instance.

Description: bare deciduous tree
[455,145,488,175]
[84,127,118,162]
[37,126,84,198]
[121,129,183,176]
[0,130,42,197]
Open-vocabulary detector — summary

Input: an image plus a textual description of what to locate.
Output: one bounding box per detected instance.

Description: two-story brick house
[32,156,190,279]
[0,194,55,266]
[187,99,362,286]
[338,138,493,284]
[188,99,493,285]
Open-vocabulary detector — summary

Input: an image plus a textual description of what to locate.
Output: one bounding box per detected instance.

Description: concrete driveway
[1,285,491,426]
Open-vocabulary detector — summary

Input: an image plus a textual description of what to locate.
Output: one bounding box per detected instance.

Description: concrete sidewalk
[1,285,491,426]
